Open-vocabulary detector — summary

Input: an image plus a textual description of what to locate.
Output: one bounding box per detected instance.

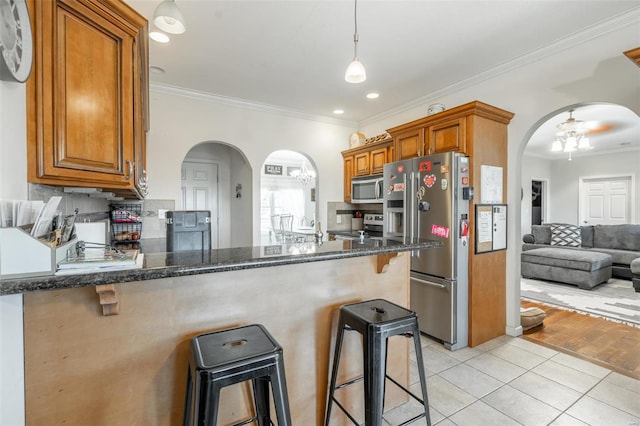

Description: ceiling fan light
[564,135,578,151]
[345,58,366,83]
[551,140,563,152]
[154,0,186,34]
[578,137,591,149]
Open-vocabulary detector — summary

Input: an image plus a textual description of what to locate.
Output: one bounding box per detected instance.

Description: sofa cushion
[521,247,611,272]
[631,258,640,274]
[550,224,581,247]
[531,225,551,245]
[587,248,640,266]
[581,226,594,248]
[594,225,640,251]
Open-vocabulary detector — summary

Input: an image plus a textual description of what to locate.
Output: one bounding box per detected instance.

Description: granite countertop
[0,238,441,295]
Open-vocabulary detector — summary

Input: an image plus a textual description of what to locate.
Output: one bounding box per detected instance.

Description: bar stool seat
[184,324,292,426]
[325,299,431,426]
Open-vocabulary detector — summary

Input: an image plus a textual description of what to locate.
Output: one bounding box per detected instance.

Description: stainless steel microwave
[351,175,384,203]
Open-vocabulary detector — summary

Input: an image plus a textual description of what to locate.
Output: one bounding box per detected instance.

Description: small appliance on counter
[166,210,211,252]
[384,152,471,350]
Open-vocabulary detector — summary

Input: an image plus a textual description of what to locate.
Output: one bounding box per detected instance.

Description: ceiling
[524,104,640,160]
[125,0,640,158]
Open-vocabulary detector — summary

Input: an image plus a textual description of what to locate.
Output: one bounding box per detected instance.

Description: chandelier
[552,110,592,157]
[290,161,316,186]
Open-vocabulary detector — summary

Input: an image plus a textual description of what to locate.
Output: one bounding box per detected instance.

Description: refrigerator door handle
[410,171,415,243]
[403,172,408,242]
[412,276,448,289]
[415,172,421,245]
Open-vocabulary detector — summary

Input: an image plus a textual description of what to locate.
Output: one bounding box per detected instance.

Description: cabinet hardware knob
[125,160,135,179]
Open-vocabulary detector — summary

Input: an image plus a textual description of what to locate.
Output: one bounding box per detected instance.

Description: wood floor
[520,300,640,380]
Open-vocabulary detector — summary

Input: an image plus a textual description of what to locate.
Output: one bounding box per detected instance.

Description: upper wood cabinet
[27,0,149,199]
[354,151,370,176]
[393,128,425,161]
[343,155,354,202]
[388,101,512,160]
[341,138,392,202]
[426,117,466,154]
[369,146,388,174]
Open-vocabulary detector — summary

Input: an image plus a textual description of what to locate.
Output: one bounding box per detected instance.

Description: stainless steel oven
[351,175,383,203]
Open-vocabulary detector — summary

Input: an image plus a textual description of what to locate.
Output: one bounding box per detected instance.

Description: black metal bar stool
[325,299,431,426]
[183,324,292,426]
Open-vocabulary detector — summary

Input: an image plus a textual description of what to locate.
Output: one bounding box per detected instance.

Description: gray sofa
[522,223,640,290]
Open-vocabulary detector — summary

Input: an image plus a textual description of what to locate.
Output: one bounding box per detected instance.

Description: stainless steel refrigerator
[383,152,471,350]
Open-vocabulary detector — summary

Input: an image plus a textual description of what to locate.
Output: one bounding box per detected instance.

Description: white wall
[359,19,640,337]
[520,149,640,235]
[146,88,353,244]
[0,81,27,425]
[548,150,640,224]
[229,149,252,247]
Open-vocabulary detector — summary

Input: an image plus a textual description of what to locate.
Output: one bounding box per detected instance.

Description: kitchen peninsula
[2,238,439,425]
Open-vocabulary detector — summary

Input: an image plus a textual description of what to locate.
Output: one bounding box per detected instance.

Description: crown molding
[359,7,640,128]
[150,83,358,128]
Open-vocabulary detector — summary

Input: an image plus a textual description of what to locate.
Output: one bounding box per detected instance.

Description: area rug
[520,277,640,327]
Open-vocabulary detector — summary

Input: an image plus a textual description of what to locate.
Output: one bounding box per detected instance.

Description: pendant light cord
[353,0,359,58]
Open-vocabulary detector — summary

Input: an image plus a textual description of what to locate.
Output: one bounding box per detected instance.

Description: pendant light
[345,0,366,83]
[153,0,186,35]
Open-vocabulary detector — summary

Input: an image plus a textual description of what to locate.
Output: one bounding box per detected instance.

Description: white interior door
[580,176,633,225]
[181,160,219,248]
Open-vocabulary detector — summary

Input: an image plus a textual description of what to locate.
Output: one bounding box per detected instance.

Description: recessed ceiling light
[366,93,379,99]
[333,109,344,115]
[149,31,170,43]
[150,65,166,74]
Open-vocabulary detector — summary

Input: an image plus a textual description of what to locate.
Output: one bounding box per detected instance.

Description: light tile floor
[381,334,640,426]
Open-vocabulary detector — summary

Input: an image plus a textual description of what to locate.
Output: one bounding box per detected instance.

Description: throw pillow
[531,225,551,244]
[550,223,581,247]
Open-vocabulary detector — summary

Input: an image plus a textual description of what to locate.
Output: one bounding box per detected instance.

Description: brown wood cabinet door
[427,117,467,154]
[370,147,387,174]
[394,128,425,160]
[354,152,370,176]
[343,156,354,202]
[27,0,147,194]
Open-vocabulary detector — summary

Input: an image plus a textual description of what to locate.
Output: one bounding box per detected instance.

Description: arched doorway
[516,102,640,324]
[181,142,252,249]
[260,150,318,244]
[521,103,640,235]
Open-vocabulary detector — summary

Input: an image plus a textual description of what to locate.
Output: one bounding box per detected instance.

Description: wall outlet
[158,209,168,219]
[337,215,342,224]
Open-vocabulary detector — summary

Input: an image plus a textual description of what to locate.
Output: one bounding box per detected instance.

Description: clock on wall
[0,0,33,83]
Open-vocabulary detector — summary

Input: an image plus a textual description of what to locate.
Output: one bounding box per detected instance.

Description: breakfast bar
[3,238,439,425]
